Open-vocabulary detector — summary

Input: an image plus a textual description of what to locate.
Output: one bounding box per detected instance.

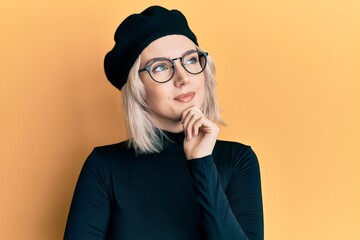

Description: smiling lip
[174,92,195,103]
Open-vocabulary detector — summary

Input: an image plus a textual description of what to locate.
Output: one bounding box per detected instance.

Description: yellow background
[1,0,359,239]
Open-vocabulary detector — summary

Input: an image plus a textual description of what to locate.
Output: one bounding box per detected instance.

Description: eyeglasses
[138,50,208,83]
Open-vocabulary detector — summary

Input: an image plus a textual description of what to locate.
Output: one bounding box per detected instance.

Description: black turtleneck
[64,132,263,240]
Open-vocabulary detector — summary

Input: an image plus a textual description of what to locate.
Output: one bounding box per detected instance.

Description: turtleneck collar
[162,130,185,145]
[156,129,186,153]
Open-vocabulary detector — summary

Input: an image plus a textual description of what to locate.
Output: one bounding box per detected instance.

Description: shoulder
[92,140,134,157]
[78,141,135,184]
[213,139,259,170]
[84,140,135,168]
[214,139,256,157]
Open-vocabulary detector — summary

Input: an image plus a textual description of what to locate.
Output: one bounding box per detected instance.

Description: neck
[156,122,183,133]
[150,117,184,133]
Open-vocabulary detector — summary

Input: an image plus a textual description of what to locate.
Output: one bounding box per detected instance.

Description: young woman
[64,6,264,240]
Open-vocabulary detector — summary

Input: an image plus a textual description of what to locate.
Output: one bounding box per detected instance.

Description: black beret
[104,5,198,91]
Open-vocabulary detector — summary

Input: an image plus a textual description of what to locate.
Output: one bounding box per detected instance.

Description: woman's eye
[185,56,199,65]
[152,63,169,72]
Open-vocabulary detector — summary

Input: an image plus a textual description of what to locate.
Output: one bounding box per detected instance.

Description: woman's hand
[181,106,219,160]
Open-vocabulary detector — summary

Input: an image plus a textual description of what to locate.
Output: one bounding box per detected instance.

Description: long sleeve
[64,149,111,240]
[187,145,263,240]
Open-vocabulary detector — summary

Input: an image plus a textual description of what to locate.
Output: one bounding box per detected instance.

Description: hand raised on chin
[181,106,219,160]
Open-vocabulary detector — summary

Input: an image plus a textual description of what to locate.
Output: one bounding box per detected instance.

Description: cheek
[144,90,156,107]
[144,86,168,108]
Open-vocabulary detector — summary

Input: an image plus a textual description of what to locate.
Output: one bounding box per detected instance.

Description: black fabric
[104,6,198,91]
[64,132,264,240]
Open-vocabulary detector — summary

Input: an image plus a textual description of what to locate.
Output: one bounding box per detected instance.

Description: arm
[181,106,263,239]
[64,149,111,240]
[187,147,264,240]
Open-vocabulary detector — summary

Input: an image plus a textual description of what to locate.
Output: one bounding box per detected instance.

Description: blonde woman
[65,6,263,240]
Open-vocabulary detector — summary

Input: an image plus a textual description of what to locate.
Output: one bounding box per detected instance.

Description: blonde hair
[121,53,224,155]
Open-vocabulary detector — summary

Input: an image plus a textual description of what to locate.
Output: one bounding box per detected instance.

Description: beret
[104,5,198,90]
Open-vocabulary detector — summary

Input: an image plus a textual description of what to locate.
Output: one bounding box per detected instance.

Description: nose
[173,60,190,87]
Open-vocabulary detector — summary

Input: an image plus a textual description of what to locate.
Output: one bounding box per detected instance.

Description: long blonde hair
[121,53,224,155]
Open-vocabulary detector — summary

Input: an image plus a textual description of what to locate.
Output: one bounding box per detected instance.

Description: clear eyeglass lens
[183,51,206,74]
[149,51,207,82]
[150,59,174,82]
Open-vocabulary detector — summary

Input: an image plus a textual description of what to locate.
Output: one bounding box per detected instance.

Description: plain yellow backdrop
[1,0,359,239]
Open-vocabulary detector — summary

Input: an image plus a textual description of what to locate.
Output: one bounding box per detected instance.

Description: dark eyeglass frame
[138,50,208,83]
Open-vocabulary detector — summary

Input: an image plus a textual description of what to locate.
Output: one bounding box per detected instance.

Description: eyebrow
[141,48,197,68]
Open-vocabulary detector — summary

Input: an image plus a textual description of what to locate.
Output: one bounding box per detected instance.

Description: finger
[193,117,219,138]
[182,109,202,134]
[182,109,201,129]
[181,105,203,123]
[184,114,202,140]
[192,117,215,136]
[183,111,200,139]
[192,116,205,136]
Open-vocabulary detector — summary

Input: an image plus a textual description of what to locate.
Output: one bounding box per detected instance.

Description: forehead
[140,35,197,60]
